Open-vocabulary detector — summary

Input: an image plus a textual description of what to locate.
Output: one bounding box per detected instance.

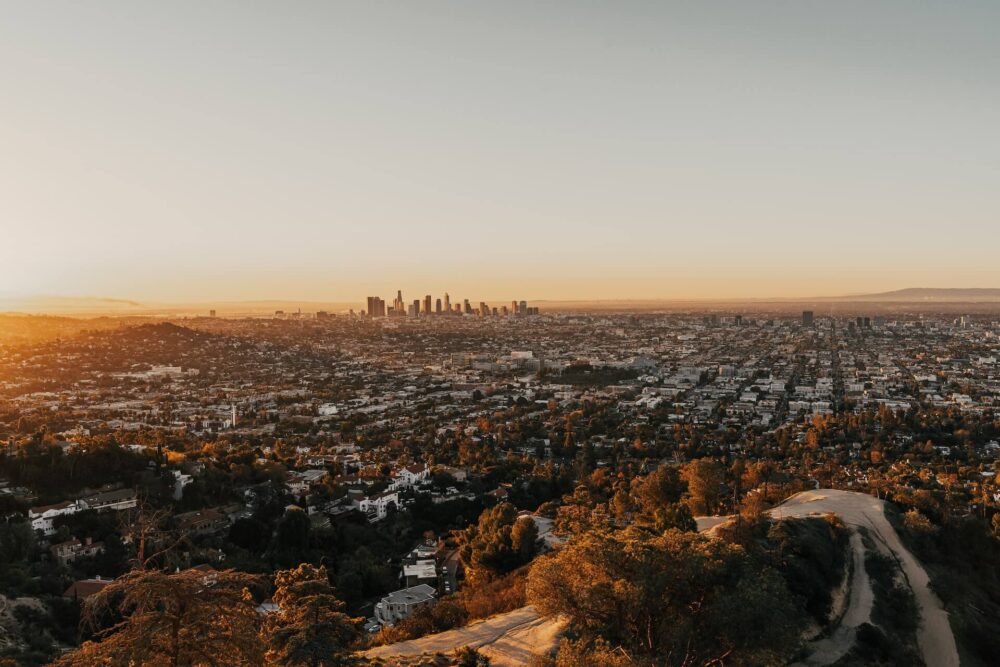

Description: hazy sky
[1,1,998,303]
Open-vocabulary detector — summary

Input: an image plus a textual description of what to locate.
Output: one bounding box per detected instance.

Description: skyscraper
[802,311,815,326]
[443,292,451,313]
[424,295,432,315]
[435,298,442,314]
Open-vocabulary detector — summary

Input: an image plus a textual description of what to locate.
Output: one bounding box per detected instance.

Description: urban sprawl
[1,304,999,664]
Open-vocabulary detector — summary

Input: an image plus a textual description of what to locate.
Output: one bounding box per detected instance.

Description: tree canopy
[264,563,363,667]
[527,526,802,666]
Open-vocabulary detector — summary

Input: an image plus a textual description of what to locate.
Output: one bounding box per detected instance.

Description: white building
[374,584,436,626]
[358,491,399,521]
[29,500,86,536]
[392,464,429,489]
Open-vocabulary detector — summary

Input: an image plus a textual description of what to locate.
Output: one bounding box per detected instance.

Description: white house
[29,500,86,536]
[392,464,429,489]
[287,469,328,496]
[82,488,138,512]
[358,491,399,521]
[374,584,436,626]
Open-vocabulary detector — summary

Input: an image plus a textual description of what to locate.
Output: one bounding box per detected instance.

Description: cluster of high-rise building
[364,291,538,318]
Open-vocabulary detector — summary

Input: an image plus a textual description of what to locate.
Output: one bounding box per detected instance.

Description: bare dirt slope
[363,605,565,667]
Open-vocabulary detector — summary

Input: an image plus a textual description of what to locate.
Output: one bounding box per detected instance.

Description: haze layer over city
[2,3,999,667]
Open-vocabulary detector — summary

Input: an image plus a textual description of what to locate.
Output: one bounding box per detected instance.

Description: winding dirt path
[362,605,565,666]
[770,489,958,667]
[791,530,872,666]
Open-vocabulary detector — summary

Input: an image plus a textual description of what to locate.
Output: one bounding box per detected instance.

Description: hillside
[832,288,1000,302]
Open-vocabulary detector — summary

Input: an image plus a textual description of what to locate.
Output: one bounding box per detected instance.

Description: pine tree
[264,563,363,667]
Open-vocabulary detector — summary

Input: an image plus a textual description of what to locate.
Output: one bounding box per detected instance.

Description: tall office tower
[463,299,472,314]
[443,292,451,313]
[856,316,864,329]
[378,298,386,317]
[734,314,743,326]
[366,297,375,317]
[802,311,815,326]
[501,306,508,316]
[518,300,527,316]
[412,299,420,316]
[436,298,442,314]
[394,290,403,314]
[424,295,432,315]
[511,300,518,313]
[492,307,499,317]
[479,301,489,316]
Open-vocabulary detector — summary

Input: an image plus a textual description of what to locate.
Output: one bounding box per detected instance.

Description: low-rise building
[374,584,436,626]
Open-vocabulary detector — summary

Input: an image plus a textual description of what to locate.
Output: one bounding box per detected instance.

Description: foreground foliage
[527,526,802,666]
[264,564,363,667]
[51,568,264,667]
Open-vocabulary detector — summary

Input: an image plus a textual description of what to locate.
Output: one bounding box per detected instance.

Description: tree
[527,527,801,666]
[270,506,311,566]
[630,464,684,516]
[681,459,725,516]
[264,564,363,667]
[743,460,779,501]
[52,568,264,667]
[511,514,540,561]
[648,502,696,533]
[229,517,269,553]
[458,503,539,584]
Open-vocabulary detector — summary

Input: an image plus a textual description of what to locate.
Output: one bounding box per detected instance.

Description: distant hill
[830,288,1000,302]
[0,295,149,314]
[0,296,361,316]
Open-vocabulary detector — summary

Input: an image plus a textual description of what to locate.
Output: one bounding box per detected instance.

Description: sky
[1,1,998,304]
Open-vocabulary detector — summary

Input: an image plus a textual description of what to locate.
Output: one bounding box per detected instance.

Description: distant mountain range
[825,288,1000,302]
[0,295,360,316]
